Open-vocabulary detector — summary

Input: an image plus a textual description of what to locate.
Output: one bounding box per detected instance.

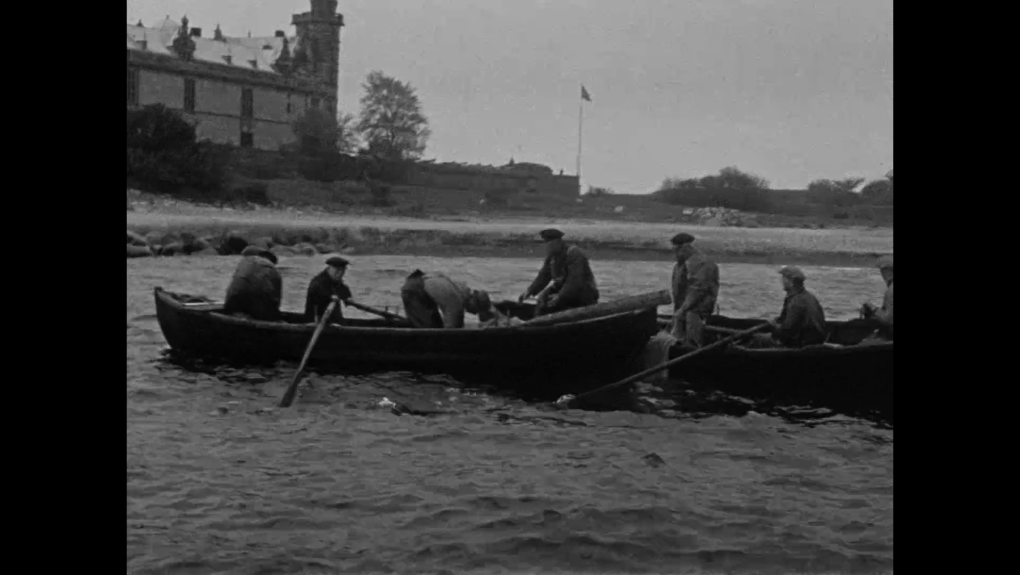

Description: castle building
[127,0,343,150]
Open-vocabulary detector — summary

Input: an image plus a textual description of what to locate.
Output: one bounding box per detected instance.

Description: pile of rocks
[683,206,758,228]
[126,229,354,259]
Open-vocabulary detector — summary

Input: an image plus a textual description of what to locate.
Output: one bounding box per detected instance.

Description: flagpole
[576,94,584,194]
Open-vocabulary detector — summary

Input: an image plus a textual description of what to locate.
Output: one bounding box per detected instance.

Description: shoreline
[127,205,893,268]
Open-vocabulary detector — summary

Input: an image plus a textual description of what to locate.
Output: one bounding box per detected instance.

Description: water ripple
[128,254,892,574]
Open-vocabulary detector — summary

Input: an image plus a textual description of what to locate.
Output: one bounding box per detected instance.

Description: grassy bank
[127,199,893,267]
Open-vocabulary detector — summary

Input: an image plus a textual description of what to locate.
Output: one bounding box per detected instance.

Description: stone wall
[406,164,579,199]
[225,148,580,199]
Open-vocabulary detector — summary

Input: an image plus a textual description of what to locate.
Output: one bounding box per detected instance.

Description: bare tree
[356,71,431,161]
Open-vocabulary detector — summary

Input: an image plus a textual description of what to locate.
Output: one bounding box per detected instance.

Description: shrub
[126,104,228,195]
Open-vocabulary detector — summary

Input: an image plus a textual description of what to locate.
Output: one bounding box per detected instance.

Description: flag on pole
[581,85,591,102]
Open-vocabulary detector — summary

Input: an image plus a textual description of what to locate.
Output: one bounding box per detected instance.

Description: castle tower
[292,0,343,114]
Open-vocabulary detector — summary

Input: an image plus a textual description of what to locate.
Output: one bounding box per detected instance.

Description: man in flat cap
[860,255,893,342]
[517,228,600,316]
[223,246,283,322]
[304,256,354,325]
[669,232,720,346]
[749,266,828,348]
[401,269,501,328]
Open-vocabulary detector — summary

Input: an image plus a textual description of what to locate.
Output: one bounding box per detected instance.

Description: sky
[126,0,893,193]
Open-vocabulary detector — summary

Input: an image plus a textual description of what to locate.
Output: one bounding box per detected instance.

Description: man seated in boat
[517,228,600,316]
[669,232,720,347]
[746,266,828,348]
[304,256,354,324]
[223,246,282,322]
[859,255,893,343]
[401,269,501,328]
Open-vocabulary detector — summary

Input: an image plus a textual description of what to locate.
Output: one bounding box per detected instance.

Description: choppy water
[127,255,893,574]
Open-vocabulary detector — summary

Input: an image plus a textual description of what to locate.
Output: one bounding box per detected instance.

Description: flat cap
[241,245,277,265]
[326,256,350,268]
[876,255,893,270]
[670,232,696,246]
[779,266,806,281]
[539,228,564,241]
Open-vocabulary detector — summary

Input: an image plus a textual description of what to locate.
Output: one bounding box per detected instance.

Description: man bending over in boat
[859,255,893,343]
[223,246,282,322]
[304,256,353,324]
[517,228,600,317]
[669,232,720,347]
[401,269,500,328]
[747,266,828,348]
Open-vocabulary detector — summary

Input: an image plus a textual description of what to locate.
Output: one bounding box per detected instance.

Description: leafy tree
[861,179,894,205]
[291,108,359,155]
[654,166,772,212]
[807,177,865,208]
[356,70,431,161]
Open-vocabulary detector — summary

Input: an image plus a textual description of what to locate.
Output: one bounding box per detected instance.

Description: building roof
[126,20,295,74]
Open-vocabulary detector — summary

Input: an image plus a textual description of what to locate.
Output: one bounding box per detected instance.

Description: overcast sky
[127,0,893,193]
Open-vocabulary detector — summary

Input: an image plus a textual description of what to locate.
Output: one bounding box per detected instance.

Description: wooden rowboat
[654,313,893,419]
[153,288,660,397]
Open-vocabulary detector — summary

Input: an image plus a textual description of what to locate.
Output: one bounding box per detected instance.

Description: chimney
[275,30,285,38]
[223,55,232,64]
[139,39,148,50]
[190,28,202,37]
[249,60,258,69]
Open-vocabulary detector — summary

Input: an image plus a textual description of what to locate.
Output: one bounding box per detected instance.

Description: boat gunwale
[154,286,656,336]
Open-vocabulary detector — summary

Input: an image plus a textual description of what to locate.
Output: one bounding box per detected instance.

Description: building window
[310,97,320,110]
[241,88,254,119]
[127,67,139,105]
[184,78,196,113]
[286,94,292,114]
[240,131,254,148]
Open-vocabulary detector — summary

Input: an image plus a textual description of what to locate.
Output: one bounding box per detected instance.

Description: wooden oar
[346,300,407,322]
[554,322,772,408]
[279,296,339,408]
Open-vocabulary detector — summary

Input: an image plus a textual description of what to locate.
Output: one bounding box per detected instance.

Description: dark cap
[326,256,350,268]
[539,228,564,241]
[670,232,696,246]
[876,255,893,270]
[241,245,277,265]
[779,266,806,281]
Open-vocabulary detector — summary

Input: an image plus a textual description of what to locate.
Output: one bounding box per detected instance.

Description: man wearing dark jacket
[517,228,599,316]
[223,246,282,322]
[304,256,353,324]
[748,266,828,348]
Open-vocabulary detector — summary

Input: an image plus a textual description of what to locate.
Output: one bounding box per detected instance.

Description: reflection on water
[127,255,892,574]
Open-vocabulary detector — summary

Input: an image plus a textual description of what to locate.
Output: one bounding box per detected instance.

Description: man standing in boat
[517,228,599,316]
[223,246,283,322]
[669,232,720,347]
[748,266,828,348]
[401,269,500,328]
[860,255,893,342]
[304,256,354,324]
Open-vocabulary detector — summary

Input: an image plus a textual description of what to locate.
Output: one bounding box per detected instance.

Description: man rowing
[747,266,828,348]
[401,269,500,328]
[517,228,599,316]
[223,246,282,322]
[668,232,720,347]
[860,255,893,342]
[304,256,353,324]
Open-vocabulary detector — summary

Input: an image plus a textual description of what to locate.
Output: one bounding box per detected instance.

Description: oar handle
[347,300,407,322]
[279,296,339,408]
[557,322,772,406]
